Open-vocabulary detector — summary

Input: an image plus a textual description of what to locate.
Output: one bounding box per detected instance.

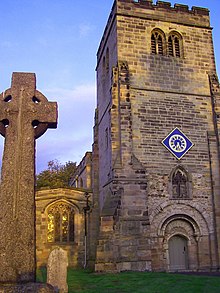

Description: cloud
[44,83,96,102]
[1,41,14,48]
[0,83,96,174]
[36,37,49,47]
[79,23,95,38]
[35,83,96,173]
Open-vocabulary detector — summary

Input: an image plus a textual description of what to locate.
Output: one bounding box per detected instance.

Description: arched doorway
[169,235,188,271]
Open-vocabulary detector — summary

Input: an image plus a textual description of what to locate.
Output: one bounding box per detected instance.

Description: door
[168,235,188,271]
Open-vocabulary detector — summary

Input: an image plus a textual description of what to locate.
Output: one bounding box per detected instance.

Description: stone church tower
[94,0,220,272]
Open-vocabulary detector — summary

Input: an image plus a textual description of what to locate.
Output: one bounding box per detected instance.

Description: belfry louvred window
[151,34,156,54]
[151,30,164,55]
[157,35,163,55]
[174,37,180,57]
[168,36,174,56]
[168,33,182,58]
[47,202,75,243]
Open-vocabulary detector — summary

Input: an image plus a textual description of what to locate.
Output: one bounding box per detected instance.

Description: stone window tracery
[168,32,182,58]
[151,30,165,55]
[150,30,183,58]
[171,167,189,199]
[47,202,75,243]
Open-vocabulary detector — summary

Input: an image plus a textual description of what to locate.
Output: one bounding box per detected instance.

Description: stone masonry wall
[115,0,219,270]
[36,189,89,269]
[97,17,118,209]
[95,0,220,271]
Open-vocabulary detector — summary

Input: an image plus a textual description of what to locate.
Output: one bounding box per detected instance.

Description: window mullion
[172,38,176,57]
[60,211,63,243]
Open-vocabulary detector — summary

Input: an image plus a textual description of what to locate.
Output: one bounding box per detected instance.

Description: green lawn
[37,268,220,293]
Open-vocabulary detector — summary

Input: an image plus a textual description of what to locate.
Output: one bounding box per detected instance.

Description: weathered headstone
[0,72,57,290]
[47,248,68,293]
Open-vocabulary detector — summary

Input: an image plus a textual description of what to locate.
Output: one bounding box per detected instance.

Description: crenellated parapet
[120,0,209,16]
[118,0,210,22]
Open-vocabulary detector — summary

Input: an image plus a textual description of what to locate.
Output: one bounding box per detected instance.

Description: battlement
[118,0,210,18]
[129,0,209,16]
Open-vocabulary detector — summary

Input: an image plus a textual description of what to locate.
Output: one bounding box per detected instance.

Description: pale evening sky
[0,0,219,173]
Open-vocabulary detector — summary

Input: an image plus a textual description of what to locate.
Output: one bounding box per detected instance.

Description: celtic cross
[0,72,57,283]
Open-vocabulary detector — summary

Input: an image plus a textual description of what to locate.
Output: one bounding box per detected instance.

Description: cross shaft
[0,72,57,283]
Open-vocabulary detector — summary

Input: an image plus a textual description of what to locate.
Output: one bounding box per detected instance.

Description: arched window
[102,56,106,72]
[106,47,109,73]
[80,178,84,188]
[151,29,165,55]
[168,32,182,58]
[171,167,189,199]
[47,202,75,243]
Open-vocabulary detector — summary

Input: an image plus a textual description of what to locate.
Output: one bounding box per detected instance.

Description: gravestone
[0,72,57,291]
[47,248,68,293]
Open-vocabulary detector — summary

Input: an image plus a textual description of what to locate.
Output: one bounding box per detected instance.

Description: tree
[36,159,77,190]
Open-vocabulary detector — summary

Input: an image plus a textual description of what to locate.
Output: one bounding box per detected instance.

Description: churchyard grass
[37,268,220,293]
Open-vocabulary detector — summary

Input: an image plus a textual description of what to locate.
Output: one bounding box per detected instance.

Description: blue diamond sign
[162,128,194,160]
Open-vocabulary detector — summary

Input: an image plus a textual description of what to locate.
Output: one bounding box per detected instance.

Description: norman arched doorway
[169,235,188,271]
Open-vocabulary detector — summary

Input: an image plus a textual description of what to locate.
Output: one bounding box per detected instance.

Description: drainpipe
[83,192,90,269]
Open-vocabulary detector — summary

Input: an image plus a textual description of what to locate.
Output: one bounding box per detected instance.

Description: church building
[94,0,220,272]
[36,0,220,272]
